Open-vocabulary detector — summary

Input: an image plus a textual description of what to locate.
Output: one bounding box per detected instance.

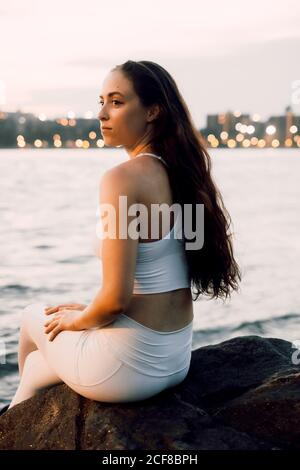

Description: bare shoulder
[122,156,167,185]
[98,165,139,231]
[100,163,137,196]
[101,158,158,199]
[113,156,156,176]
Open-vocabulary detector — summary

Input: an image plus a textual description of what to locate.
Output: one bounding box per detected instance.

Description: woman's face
[98,70,155,149]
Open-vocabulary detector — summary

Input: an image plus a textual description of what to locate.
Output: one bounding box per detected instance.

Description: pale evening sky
[0,0,299,127]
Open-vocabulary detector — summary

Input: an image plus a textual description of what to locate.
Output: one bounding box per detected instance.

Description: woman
[2,60,241,414]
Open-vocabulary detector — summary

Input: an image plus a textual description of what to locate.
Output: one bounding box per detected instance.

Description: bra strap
[135,152,168,167]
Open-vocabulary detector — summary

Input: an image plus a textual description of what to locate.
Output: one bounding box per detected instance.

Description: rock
[0,335,298,450]
[181,335,300,449]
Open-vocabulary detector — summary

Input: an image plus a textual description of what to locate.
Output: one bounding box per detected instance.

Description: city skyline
[0,0,300,127]
[1,105,299,149]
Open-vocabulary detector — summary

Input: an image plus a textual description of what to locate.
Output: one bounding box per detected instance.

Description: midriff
[123,287,194,332]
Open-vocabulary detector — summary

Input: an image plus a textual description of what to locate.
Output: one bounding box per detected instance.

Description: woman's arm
[74,166,139,330]
[44,166,139,340]
[72,287,125,330]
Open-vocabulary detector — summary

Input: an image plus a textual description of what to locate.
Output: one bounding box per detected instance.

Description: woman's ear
[147,104,161,123]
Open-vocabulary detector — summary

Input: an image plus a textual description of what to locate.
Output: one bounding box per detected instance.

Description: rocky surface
[0,335,299,450]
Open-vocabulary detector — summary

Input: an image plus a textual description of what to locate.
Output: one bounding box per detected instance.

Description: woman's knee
[21,303,46,329]
[22,302,45,316]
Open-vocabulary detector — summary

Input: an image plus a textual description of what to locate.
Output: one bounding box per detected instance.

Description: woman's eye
[98,100,121,106]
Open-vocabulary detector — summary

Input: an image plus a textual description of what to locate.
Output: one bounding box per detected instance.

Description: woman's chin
[103,135,117,143]
[101,133,124,148]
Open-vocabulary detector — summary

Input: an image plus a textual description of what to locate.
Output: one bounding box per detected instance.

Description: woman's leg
[9,303,192,408]
[17,303,56,377]
[8,349,62,409]
[18,304,40,377]
[9,302,80,409]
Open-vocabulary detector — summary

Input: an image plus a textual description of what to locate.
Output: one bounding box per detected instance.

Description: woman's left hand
[44,309,84,341]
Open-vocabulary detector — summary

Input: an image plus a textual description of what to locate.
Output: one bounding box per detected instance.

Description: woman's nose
[97,107,108,120]
[98,110,106,120]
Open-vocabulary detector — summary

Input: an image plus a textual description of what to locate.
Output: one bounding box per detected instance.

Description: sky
[0,0,300,128]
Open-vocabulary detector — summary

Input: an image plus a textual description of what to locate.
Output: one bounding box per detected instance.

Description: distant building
[1,107,299,149]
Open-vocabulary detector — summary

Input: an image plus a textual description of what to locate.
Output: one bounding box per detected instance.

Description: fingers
[44,305,60,312]
[44,319,61,341]
[48,325,62,342]
[44,319,59,332]
[44,306,58,315]
[44,304,78,315]
[44,316,58,328]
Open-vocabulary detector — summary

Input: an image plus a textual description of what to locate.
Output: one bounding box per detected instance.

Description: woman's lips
[102,128,112,132]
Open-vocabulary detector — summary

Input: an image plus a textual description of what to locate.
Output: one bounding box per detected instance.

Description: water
[0,147,300,404]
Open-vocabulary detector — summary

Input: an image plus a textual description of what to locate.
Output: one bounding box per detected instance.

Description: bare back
[120,155,194,332]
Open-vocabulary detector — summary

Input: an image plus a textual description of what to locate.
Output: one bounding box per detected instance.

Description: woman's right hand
[44,303,88,314]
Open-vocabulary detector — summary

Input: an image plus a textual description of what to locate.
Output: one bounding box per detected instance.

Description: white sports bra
[93,153,191,294]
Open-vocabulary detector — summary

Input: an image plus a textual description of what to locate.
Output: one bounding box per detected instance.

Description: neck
[126,144,155,161]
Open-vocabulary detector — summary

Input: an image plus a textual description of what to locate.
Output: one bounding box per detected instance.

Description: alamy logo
[95,197,204,251]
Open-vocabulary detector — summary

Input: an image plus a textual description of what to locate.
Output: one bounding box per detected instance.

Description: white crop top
[93,153,191,294]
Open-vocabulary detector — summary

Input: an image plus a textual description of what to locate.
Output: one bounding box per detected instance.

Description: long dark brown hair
[111,60,242,302]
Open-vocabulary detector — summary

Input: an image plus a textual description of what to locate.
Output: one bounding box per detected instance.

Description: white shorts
[21,303,193,403]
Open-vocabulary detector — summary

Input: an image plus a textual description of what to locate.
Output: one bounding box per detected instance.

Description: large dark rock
[0,335,299,450]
